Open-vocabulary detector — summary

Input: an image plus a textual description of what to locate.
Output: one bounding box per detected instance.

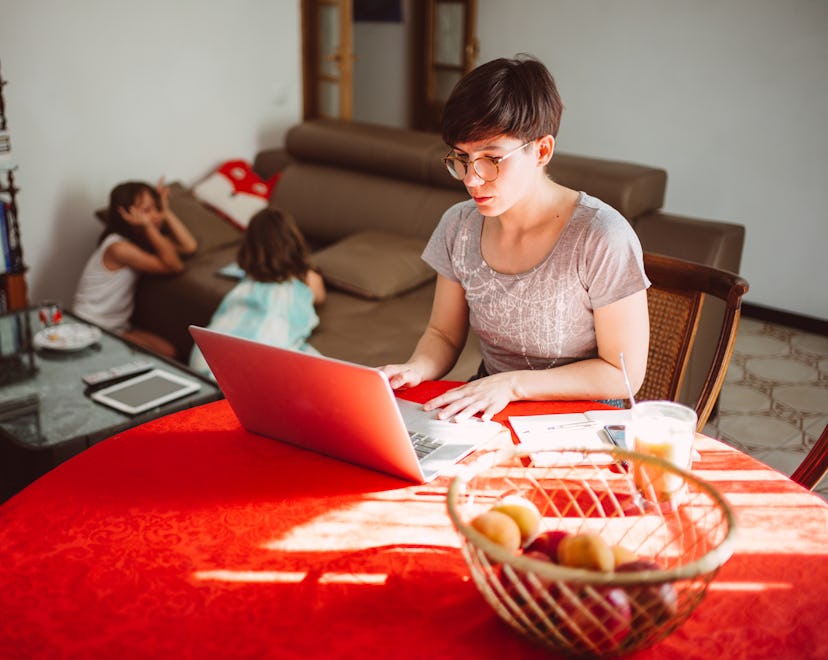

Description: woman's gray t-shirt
[422,193,650,374]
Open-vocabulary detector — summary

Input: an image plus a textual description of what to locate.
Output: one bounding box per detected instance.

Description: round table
[1,382,827,658]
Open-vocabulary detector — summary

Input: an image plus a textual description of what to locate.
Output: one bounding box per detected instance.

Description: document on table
[508,409,631,466]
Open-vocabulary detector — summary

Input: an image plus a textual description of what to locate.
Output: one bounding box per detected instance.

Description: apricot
[491,495,542,545]
[611,544,638,566]
[470,510,522,552]
[557,532,615,572]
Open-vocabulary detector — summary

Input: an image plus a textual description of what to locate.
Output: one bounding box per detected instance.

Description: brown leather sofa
[132,119,745,406]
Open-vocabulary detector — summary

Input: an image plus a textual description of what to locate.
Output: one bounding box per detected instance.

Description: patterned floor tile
[708,320,828,497]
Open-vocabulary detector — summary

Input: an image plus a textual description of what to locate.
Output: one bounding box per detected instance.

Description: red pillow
[193,160,280,229]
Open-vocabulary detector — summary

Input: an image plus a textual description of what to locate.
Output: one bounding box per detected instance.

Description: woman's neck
[480,179,580,275]
[495,178,576,236]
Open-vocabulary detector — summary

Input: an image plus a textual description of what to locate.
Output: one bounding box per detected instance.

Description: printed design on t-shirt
[451,219,594,373]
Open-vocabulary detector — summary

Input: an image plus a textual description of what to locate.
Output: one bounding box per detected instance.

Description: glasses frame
[442,141,534,182]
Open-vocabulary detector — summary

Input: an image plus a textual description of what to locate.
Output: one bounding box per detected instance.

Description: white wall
[0,0,301,309]
[2,1,826,321]
[475,0,828,320]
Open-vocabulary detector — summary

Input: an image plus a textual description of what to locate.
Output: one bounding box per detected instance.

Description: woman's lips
[472,195,492,204]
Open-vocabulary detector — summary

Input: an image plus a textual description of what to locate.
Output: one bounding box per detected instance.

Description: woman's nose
[463,164,485,185]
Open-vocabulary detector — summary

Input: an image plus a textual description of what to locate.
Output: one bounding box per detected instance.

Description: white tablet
[90,368,201,415]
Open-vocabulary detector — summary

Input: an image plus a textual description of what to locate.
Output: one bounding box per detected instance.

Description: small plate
[33,323,102,352]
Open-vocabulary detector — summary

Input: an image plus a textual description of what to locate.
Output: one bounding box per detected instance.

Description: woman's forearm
[406,325,467,381]
[511,356,639,402]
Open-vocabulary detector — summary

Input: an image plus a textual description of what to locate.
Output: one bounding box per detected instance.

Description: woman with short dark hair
[382,55,650,421]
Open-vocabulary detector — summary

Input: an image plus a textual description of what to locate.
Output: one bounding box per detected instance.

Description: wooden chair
[636,252,750,431]
[791,424,828,490]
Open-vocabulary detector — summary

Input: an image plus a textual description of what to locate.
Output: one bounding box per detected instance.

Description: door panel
[411,0,478,131]
[302,0,477,129]
[302,0,354,120]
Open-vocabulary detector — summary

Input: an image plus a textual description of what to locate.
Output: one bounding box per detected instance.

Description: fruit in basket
[490,495,542,545]
[557,532,615,572]
[616,560,679,626]
[611,544,638,566]
[470,511,522,551]
[504,550,555,605]
[525,530,570,560]
[559,586,632,654]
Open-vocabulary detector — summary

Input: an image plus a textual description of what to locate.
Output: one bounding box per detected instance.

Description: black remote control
[82,361,154,387]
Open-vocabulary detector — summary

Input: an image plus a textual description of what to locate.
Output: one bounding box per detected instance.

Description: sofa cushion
[309,283,481,380]
[192,160,280,230]
[167,183,243,253]
[312,231,435,300]
[274,164,466,245]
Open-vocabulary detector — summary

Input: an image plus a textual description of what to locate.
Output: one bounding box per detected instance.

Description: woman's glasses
[442,141,533,182]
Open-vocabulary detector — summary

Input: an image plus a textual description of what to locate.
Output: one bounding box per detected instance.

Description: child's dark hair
[101,181,161,252]
[441,54,564,147]
[237,208,314,283]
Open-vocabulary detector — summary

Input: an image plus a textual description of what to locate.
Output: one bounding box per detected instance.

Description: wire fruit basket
[446,446,737,657]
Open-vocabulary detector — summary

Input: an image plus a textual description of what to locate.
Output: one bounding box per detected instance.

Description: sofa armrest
[548,154,667,223]
[634,211,745,274]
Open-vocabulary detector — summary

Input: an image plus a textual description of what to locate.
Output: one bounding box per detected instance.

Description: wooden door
[302,0,354,120]
[411,0,478,131]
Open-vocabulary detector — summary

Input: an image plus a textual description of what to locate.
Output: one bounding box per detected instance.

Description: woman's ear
[536,135,555,167]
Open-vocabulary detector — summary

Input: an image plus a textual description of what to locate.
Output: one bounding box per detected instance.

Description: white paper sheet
[508,409,631,466]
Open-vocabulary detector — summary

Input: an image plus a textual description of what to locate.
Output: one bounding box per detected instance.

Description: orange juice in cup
[628,401,696,503]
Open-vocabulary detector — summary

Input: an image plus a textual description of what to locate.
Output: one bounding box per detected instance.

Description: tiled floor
[702,317,828,500]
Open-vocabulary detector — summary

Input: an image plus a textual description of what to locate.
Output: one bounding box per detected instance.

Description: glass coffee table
[0,306,223,501]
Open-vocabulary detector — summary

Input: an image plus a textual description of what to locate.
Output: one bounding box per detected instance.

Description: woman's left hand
[423,373,517,422]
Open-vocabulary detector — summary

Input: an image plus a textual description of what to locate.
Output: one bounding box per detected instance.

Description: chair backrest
[637,252,749,431]
[791,424,828,491]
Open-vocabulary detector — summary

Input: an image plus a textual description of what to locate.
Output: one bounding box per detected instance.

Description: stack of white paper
[509,409,631,466]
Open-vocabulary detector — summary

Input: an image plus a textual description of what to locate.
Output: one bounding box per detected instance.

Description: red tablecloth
[1,382,827,659]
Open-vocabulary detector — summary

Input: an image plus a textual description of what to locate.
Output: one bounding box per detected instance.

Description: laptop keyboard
[409,431,445,459]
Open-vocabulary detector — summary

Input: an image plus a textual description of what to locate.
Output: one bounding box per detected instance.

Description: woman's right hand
[379,363,425,390]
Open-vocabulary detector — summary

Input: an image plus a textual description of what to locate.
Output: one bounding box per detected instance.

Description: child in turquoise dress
[189,208,326,378]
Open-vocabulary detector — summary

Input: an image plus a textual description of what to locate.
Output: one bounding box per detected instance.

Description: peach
[490,495,542,545]
[470,510,522,552]
[557,532,615,572]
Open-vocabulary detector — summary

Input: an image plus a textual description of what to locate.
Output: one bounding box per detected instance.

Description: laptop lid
[189,326,501,483]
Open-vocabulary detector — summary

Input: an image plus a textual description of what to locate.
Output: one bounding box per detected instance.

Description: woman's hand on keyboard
[423,373,517,423]
[380,363,424,390]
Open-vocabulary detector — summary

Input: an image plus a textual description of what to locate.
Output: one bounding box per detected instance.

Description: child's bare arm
[106,228,184,275]
[157,177,198,255]
[305,269,326,305]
